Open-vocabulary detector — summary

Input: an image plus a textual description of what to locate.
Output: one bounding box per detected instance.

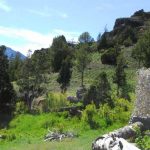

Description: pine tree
[132,30,150,68]
[113,54,127,97]
[50,35,70,72]
[57,57,72,93]
[75,44,91,87]
[8,53,23,81]
[84,72,113,108]
[0,46,15,113]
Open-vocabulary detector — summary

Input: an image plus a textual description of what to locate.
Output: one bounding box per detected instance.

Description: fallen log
[44,130,76,142]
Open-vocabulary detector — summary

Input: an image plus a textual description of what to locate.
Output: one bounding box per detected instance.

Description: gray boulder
[92,122,143,150]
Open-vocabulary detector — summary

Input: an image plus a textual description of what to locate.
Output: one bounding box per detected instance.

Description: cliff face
[102,9,150,47]
[114,18,144,30]
[114,9,150,30]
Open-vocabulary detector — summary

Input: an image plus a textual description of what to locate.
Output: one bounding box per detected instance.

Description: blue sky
[0,0,150,55]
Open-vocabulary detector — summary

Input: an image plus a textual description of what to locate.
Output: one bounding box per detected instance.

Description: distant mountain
[4,47,26,60]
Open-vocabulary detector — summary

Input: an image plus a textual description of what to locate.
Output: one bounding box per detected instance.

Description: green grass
[44,51,137,96]
[0,113,125,150]
[3,50,139,150]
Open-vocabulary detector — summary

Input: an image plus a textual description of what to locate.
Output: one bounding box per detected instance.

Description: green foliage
[135,128,150,150]
[99,98,132,125]
[50,35,71,72]
[75,44,91,86]
[132,30,150,68]
[81,103,99,129]
[97,32,108,50]
[99,104,113,126]
[0,112,126,150]
[8,53,23,81]
[78,32,93,44]
[46,92,68,111]
[31,48,50,85]
[112,98,131,123]
[31,48,50,73]
[0,45,16,113]
[83,72,113,108]
[14,101,28,115]
[57,57,72,93]
[17,50,48,110]
[113,54,128,98]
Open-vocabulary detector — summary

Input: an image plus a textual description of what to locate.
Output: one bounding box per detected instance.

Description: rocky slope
[101,9,150,47]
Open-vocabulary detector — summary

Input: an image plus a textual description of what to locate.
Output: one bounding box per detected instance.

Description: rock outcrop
[92,122,143,150]
[130,68,150,130]
[100,9,150,48]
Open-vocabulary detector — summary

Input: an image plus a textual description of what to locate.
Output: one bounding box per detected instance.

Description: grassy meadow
[0,49,139,150]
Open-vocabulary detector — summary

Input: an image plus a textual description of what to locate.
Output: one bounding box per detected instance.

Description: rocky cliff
[130,68,150,130]
[100,9,150,48]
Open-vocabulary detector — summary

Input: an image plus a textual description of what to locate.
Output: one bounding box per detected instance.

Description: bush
[81,103,99,129]
[135,128,150,150]
[99,104,113,126]
[98,98,132,125]
[83,72,113,108]
[112,98,131,123]
[14,101,28,115]
[46,92,68,111]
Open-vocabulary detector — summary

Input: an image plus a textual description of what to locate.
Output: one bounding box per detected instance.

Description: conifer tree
[57,57,72,93]
[0,46,15,113]
[84,72,113,108]
[76,44,91,87]
[113,54,127,97]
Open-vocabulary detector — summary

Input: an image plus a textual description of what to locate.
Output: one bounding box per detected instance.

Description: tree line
[1,29,150,113]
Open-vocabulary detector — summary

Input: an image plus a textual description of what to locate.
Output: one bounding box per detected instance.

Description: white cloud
[0,26,53,55]
[28,8,69,19]
[0,26,80,55]
[0,0,11,12]
[28,9,52,17]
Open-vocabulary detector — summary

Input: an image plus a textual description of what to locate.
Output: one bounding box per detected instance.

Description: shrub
[98,98,132,125]
[135,128,150,150]
[81,103,99,129]
[14,101,28,115]
[83,72,113,108]
[112,98,131,123]
[99,104,113,126]
[46,92,68,111]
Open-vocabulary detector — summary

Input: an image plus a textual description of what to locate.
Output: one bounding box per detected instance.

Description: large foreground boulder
[130,68,150,130]
[93,136,140,150]
[92,122,143,150]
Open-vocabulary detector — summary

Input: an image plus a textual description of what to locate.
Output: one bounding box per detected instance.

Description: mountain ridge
[3,46,26,60]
